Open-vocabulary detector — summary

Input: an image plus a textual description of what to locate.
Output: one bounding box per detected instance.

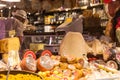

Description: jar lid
[41,50,52,56]
[23,50,36,59]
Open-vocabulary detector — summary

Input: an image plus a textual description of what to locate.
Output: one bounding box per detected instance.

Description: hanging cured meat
[108,0,120,17]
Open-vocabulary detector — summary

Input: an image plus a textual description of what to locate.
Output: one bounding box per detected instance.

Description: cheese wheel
[0,37,20,53]
[2,53,8,63]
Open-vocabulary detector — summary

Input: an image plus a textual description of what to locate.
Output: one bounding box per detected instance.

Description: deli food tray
[0,70,43,79]
[0,70,38,75]
[96,76,120,80]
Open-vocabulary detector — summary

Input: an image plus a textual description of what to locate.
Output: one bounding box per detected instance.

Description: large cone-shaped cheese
[59,32,91,59]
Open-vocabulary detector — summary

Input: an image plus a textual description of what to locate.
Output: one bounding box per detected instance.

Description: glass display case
[23,31,65,54]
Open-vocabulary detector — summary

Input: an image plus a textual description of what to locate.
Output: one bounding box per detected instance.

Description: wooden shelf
[24,31,66,37]
[45,3,104,15]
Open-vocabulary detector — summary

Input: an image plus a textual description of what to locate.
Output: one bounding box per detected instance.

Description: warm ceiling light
[0,4,6,7]
[1,0,21,2]
[112,0,116,1]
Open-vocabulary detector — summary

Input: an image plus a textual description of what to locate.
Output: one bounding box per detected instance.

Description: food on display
[23,50,36,59]
[0,32,120,80]
[37,54,120,80]
[0,37,20,53]
[37,55,91,80]
[106,60,119,70]
[0,71,42,80]
[1,50,21,70]
[0,61,7,71]
[2,53,8,64]
[116,52,120,62]
[91,39,104,55]
[21,50,37,72]
[40,50,52,56]
[0,37,22,70]
[59,32,92,60]
[36,50,53,59]
[0,74,41,80]
[87,69,120,80]
[94,63,118,73]
[20,56,36,72]
[37,55,55,71]
[7,50,21,70]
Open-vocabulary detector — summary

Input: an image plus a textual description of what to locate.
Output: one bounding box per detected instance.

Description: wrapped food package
[2,50,21,70]
[21,56,37,72]
[91,39,104,55]
[0,37,20,53]
[59,32,92,60]
[8,50,21,70]
[21,51,37,72]
[37,55,54,71]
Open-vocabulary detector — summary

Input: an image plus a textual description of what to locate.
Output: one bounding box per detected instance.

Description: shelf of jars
[23,30,66,37]
[28,3,104,26]
[26,2,108,38]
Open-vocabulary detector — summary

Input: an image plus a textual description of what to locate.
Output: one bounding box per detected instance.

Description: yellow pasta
[0,74,42,80]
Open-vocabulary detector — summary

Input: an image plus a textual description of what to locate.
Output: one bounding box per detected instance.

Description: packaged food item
[21,50,36,72]
[91,39,104,55]
[106,60,118,70]
[36,50,52,59]
[7,50,21,70]
[23,50,36,59]
[37,55,54,71]
[94,63,118,73]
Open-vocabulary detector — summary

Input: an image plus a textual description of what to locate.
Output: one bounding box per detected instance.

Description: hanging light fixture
[1,0,21,2]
